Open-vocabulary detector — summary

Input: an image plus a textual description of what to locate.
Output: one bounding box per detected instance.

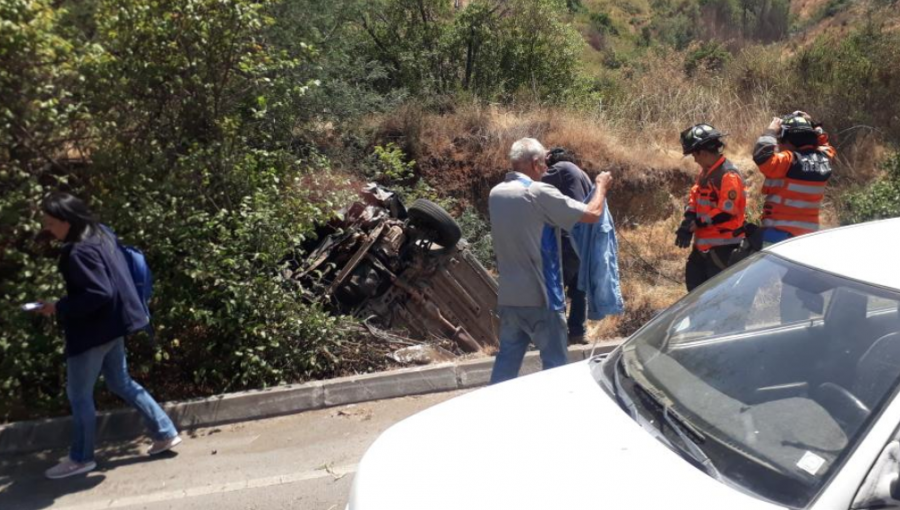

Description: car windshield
[608,253,900,508]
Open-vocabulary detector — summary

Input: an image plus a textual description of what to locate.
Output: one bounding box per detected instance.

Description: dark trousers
[561,246,586,338]
[685,245,738,292]
[565,271,587,337]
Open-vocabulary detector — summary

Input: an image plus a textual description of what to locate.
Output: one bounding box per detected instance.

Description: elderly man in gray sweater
[488,138,611,384]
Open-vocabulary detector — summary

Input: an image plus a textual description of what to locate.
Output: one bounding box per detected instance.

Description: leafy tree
[355,0,456,96]
[0,0,354,421]
[352,0,588,103]
[0,0,97,419]
[266,0,405,122]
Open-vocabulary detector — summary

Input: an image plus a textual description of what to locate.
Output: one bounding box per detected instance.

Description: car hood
[348,360,784,510]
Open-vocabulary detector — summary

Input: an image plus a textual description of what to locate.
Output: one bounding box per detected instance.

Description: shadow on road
[0,440,173,510]
[0,472,107,510]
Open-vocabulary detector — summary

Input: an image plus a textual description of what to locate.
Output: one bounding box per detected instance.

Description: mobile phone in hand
[21,302,45,312]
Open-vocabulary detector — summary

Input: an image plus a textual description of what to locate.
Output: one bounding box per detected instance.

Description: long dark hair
[41,192,102,244]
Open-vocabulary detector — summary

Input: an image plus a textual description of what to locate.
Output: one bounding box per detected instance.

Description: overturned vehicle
[294,184,499,355]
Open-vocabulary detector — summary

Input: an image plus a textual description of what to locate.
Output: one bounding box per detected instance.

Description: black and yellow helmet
[680,123,728,155]
[781,114,816,134]
[781,113,818,147]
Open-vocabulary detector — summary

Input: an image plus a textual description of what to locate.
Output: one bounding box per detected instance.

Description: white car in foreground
[349,218,900,510]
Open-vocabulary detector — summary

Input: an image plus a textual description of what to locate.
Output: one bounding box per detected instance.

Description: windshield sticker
[797,452,826,476]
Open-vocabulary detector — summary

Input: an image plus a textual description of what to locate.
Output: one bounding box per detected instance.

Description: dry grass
[601,47,784,157]
[791,0,832,21]
[351,35,890,340]
[588,219,687,339]
[371,103,706,339]
[371,103,696,224]
[361,96,868,340]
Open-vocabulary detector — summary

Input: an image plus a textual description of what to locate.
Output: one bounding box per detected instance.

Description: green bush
[816,0,853,20]
[457,208,495,271]
[841,153,900,225]
[371,143,417,182]
[791,21,900,145]
[590,11,620,35]
[650,10,699,50]
[684,41,732,76]
[0,0,355,422]
[0,0,97,420]
[352,0,589,103]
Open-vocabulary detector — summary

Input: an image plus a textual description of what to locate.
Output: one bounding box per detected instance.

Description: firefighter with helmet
[675,123,747,292]
[752,111,835,246]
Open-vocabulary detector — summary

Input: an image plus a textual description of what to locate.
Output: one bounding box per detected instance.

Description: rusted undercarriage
[295,185,499,354]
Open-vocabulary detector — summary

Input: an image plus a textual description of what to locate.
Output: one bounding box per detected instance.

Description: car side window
[868,296,900,317]
[744,268,832,332]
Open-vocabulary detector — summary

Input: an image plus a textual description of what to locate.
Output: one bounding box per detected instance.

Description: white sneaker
[45,458,97,480]
[148,435,182,455]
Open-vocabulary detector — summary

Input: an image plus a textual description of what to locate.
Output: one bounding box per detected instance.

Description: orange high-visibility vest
[754,133,835,237]
[687,157,747,251]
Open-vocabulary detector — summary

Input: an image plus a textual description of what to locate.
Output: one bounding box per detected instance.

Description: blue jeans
[67,337,177,462]
[762,227,793,247]
[490,306,569,385]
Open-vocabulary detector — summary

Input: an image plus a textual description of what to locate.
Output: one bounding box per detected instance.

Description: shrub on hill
[0,0,354,422]
[792,21,900,147]
[352,0,591,103]
[841,153,900,225]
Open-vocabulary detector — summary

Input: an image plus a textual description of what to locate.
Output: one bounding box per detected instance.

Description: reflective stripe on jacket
[753,132,836,237]
[686,157,747,252]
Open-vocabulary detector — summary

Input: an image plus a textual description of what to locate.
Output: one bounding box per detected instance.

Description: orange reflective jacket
[753,132,835,237]
[687,157,747,251]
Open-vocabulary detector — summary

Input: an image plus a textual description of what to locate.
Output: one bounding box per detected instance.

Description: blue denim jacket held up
[570,188,625,320]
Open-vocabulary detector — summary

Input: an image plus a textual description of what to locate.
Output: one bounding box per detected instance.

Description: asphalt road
[0,390,468,510]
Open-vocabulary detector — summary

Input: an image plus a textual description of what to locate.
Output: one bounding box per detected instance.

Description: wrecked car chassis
[297,185,499,354]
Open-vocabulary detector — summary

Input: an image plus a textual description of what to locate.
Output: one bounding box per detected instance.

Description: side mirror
[852,441,900,509]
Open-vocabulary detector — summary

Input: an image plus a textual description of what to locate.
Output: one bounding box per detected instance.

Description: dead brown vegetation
[376,103,694,222]
[358,86,868,340]
[346,26,890,341]
[365,104,700,339]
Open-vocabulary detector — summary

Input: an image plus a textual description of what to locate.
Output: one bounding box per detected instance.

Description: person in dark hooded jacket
[541,148,592,344]
[32,193,181,480]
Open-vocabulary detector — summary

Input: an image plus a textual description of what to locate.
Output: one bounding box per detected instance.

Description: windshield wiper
[661,406,723,481]
[611,356,631,412]
[633,382,723,482]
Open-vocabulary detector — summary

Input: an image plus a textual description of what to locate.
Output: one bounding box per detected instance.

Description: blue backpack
[104,225,154,335]
[121,243,155,338]
[120,244,153,317]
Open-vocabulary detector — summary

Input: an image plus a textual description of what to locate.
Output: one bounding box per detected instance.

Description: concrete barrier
[0,340,622,455]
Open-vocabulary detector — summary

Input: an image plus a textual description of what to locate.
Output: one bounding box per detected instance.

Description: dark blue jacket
[57,228,149,357]
[542,162,593,282]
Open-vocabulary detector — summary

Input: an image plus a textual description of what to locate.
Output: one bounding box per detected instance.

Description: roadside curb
[0,340,622,455]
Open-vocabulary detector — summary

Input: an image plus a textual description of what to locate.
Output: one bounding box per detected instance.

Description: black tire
[408,199,462,248]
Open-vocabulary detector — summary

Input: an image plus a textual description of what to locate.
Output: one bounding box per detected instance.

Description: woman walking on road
[31,192,181,480]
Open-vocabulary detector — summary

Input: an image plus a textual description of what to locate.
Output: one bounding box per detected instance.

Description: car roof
[766,217,900,291]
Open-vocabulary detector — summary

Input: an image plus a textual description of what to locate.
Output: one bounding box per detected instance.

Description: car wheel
[407,199,462,248]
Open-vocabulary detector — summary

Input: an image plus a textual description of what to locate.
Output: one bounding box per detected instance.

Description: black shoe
[568,334,588,345]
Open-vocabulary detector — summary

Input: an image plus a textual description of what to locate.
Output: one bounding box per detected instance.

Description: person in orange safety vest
[675,123,747,292]
[752,111,835,246]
